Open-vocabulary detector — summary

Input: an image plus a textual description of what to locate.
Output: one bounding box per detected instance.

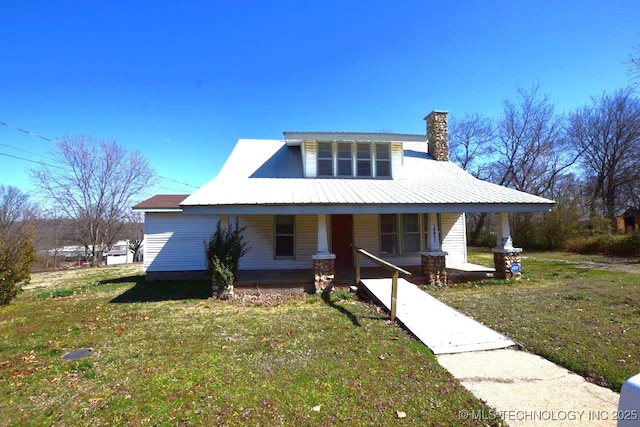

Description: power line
[0,151,64,169]
[0,120,56,143]
[0,119,201,190]
[158,175,199,189]
[0,141,56,161]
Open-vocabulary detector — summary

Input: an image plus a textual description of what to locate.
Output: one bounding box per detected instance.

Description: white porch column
[422,213,448,286]
[312,214,335,293]
[426,213,441,251]
[493,212,522,280]
[317,214,330,254]
[220,214,230,230]
[495,212,513,250]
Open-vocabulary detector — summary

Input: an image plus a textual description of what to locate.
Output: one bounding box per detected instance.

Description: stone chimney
[425,110,449,161]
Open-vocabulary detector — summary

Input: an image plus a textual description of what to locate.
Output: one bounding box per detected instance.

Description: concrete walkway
[359,277,620,427]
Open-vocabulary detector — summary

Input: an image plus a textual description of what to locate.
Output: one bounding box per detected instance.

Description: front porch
[235,262,496,292]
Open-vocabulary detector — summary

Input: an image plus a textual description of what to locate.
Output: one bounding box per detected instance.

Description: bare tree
[0,186,36,305]
[630,43,640,88]
[494,84,577,198]
[568,88,640,229]
[31,135,156,266]
[449,113,494,179]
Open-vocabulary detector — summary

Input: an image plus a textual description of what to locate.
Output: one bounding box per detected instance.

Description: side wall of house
[441,213,467,265]
[144,212,219,272]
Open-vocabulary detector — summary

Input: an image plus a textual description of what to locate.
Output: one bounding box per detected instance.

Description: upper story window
[376,143,391,177]
[315,141,392,178]
[317,142,333,177]
[337,142,352,176]
[356,143,372,177]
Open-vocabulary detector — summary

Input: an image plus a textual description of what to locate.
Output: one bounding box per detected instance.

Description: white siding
[353,214,379,267]
[144,212,220,272]
[238,215,317,270]
[391,142,403,179]
[304,141,316,177]
[441,213,467,265]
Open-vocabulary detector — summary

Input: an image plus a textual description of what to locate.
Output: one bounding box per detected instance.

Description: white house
[133,112,554,287]
[105,240,134,265]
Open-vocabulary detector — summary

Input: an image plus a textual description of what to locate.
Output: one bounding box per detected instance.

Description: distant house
[105,240,134,265]
[133,111,555,287]
[616,207,640,233]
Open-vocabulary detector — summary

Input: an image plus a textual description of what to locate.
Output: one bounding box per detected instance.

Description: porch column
[312,214,335,293]
[493,212,523,280]
[421,213,448,286]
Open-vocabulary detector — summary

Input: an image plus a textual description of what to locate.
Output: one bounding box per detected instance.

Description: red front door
[331,214,353,267]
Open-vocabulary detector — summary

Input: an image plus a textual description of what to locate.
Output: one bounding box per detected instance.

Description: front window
[275,215,295,258]
[357,143,372,177]
[317,142,333,177]
[402,214,420,252]
[380,214,398,254]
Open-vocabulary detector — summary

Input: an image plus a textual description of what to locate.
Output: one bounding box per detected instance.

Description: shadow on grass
[321,291,361,327]
[108,279,211,303]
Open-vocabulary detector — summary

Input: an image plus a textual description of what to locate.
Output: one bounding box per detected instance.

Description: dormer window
[356,143,372,177]
[314,141,392,178]
[317,142,333,177]
[337,142,352,176]
[376,143,391,177]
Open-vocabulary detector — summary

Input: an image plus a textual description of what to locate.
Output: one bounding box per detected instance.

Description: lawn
[429,248,640,392]
[0,265,498,426]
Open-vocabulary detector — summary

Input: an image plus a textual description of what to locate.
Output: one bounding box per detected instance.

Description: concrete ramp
[360,278,514,354]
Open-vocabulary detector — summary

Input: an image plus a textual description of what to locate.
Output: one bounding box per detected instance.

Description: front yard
[1,265,496,426]
[429,249,640,391]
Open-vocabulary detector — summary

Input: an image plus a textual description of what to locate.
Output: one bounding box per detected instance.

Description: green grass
[0,265,498,426]
[428,248,640,391]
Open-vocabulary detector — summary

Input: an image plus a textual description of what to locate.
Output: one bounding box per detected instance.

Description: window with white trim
[274,215,295,258]
[356,143,372,177]
[380,214,398,254]
[401,214,420,252]
[376,143,391,177]
[380,214,422,254]
[317,142,333,177]
[337,142,353,176]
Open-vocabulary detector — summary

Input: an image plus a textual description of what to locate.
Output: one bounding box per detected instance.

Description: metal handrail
[354,247,412,321]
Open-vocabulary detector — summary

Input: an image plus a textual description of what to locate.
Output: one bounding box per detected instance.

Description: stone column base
[312,253,336,293]
[421,251,448,286]
[493,248,523,280]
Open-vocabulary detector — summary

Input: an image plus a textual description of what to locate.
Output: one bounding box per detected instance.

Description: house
[105,240,134,265]
[616,207,640,233]
[133,111,555,289]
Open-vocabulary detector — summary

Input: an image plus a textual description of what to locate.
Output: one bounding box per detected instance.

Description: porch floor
[235,263,496,290]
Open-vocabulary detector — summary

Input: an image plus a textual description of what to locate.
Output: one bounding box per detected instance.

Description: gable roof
[180,139,555,214]
[133,194,189,211]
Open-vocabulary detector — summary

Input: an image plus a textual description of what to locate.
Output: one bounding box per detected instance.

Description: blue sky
[0,1,638,201]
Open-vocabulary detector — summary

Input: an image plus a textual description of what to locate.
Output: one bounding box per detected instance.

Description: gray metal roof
[180,139,555,214]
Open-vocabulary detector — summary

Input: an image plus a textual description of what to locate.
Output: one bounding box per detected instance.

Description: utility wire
[0,119,200,190]
[0,141,56,161]
[0,120,56,143]
[0,151,65,169]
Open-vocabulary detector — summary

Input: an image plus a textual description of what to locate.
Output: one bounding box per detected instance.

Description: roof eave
[181,202,555,215]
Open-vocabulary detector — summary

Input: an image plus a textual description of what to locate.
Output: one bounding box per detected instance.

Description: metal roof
[180,139,555,214]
